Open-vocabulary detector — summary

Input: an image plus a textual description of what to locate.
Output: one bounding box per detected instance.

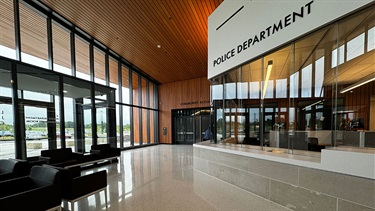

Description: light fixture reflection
[302,100,324,110]
[340,73,375,94]
[262,60,273,99]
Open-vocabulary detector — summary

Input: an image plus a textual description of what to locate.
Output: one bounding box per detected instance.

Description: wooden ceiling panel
[40,0,223,84]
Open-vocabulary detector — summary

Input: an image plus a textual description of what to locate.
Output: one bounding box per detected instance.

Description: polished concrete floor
[73,145,289,211]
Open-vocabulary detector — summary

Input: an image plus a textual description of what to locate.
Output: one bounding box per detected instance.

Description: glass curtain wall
[0,61,15,159]
[210,4,375,154]
[0,0,159,159]
[121,66,132,147]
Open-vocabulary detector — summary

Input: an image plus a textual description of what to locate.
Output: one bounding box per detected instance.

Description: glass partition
[210,4,375,154]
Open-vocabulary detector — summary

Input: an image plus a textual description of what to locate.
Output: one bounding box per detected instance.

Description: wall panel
[158,77,210,144]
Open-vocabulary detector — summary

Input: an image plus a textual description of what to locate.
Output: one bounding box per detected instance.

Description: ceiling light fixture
[340,73,375,94]
[157,44,161,48]
[262,60,273,100]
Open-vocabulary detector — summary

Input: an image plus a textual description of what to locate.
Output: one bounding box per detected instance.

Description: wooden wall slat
[158,77,211,144]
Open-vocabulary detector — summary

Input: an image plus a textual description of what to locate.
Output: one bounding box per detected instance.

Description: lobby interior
[0,0,374,211]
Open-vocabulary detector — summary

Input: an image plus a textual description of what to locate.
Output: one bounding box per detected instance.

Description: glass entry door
[194,115,211,143]
[264,112,275,133]
[175,116,193,144]
[23,105,53,157]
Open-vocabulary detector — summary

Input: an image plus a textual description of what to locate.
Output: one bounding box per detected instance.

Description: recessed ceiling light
[157,44,161,48]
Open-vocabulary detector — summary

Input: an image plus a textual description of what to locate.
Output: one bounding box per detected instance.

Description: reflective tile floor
[71,145,289,211]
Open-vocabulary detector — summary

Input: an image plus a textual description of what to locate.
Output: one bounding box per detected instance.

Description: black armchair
[90,143,120,160]
[0,165,62,210]
[0,159,29,181]
[40,147,84,166]
[45,165,108,211]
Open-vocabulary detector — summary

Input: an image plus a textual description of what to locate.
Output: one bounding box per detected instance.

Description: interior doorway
[175,116,193,144]
[172,108,210,145]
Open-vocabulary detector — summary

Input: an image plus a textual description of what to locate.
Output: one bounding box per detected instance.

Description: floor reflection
[72,145,287,211]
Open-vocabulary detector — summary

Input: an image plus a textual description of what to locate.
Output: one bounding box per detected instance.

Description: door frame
[172,108,210,145]
[19,99,57,156]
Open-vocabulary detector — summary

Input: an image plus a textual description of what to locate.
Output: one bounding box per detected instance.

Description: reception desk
[193,142,375,211]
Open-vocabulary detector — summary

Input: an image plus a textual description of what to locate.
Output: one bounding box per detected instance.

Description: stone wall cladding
[193,147,375,211]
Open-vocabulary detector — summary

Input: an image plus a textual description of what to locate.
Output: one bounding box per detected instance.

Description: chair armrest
[38,156,52,164]
[71,152,84,159]
[66,170,107,199]
[112,148,121,155]
[0,184,60,210]
[0,172,16,181]
[90,149,102,155]
[0,177,33,197]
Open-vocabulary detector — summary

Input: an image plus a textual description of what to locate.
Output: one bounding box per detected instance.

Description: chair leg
[71,201,74,211]
[104,188,108,210]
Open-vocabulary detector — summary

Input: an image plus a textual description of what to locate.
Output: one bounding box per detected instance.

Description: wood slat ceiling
[40,0,223,84]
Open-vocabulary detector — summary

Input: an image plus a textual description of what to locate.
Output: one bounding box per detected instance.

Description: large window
[133,107,140,146]
[132,72,140,106]
[149,83,156,109]
[123,105,131,147]
[150,110,156,143]
[109,57,119,102]
[0,0,16,59]
[141,78,147,107]
[94,47,106,85]
[52,21,71,75]
[0,61,14,159]
[142,108,148,144]
[63,97,75,150]
[122,66,130,104]
[20,2,48,69]
[75,36,90,81]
